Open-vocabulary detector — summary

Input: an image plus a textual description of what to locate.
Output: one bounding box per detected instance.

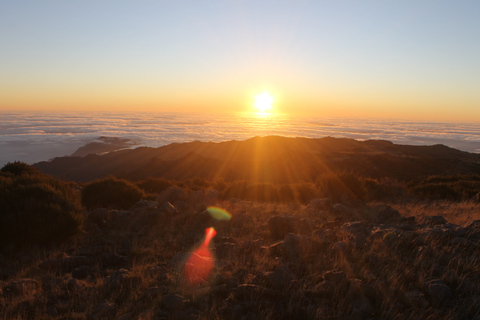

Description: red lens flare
[184,227,217,286]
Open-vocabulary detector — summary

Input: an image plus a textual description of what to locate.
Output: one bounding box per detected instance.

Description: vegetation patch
[0,162,83,250]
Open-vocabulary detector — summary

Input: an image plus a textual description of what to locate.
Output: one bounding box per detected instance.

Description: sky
[1,1,479,121]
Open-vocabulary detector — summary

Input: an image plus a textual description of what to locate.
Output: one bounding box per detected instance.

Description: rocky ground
[1,187,480,319]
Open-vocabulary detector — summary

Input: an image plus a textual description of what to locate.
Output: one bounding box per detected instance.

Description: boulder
[204,189,220,206]
[155,186,186,204]
[187,190,205,210]
[306,198,332,211]
[369,204,401,223]
[420,215,447,226]
[424,279,453,304]
[91,302,118,320]
[265,266,295,290]
[4,279,40,296]
[162,293,187,311]
[267,215,295,239]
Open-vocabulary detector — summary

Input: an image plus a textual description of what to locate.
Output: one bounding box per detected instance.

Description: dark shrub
[278,184,296,202]
[213,178,227,193]
[0,162,83,249]
[245,182,278,202]
[1,161,40,176]
[408,175,480,201]
[187,177,211,191]
[82,177,145,210]
[222,180,249,200]
[136,177,173,194]
[292,183,317,204]
[316,172,365,202]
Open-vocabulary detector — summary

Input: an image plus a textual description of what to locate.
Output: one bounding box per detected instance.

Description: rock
[295,217,316,235]
[405,289,429,307]
[44,277,66,292]
[91,302,118,320]
[265,266,295,290]
[155,186,186,204]
[332,203,352,220]
[67,278,84,292]
[420,215,447,226]
[471,192,480,202]
[233,284,281,300]
[204,189,220,206]
[323,270,347,284]
[424,279,453,304]
[311,280,335,297]
[87,208,113,227]
[38,259,61,271]
[162,293,186,311]
[350,294,374,319]
[188,190,205,210]
[72,266,90,280]
[158,201,177,216]
[214,242,236,259]
[331,241,349,254]
[146,286,167,300]
[4,279,40,295]
[268,215,295,239]
[130,199,158,212]
[341,221,368,248]
[283,233,309,260]
[101,253,129,268]
[465,220,480,230]
[62,256,88,271]
[369,204,401,223]
[306,198,332,211]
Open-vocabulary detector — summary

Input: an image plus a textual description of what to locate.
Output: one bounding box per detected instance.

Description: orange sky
[1,1,479,122]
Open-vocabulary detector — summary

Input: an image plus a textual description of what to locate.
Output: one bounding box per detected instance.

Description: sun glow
[254,92,274,113]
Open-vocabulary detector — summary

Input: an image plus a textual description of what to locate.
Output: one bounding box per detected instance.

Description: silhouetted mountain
[33,136,480,183]
[71,136,139,157]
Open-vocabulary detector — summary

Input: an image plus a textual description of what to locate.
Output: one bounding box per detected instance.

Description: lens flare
[184,227,217,285]
[207,206,232,221]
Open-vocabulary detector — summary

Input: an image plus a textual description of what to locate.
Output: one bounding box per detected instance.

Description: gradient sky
[1,1,479,120]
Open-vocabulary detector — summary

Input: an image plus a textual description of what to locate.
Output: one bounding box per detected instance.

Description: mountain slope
[33,136,480,182]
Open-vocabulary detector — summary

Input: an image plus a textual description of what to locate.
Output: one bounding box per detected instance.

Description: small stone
[424,279,453,304]
[72,265,89,279]
[91,302,118,320]
[162,293,186,311]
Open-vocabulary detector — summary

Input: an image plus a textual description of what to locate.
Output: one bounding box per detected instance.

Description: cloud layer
[1,112,479,166]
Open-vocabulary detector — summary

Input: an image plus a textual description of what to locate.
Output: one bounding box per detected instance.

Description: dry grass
[1,199,480,319]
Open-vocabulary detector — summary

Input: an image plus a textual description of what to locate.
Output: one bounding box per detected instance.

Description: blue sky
[1,0,479,120]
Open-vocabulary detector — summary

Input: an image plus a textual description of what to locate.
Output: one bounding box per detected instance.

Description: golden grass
[1,199,480,319]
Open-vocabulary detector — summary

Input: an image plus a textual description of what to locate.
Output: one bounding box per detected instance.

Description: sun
[254,92,274,113]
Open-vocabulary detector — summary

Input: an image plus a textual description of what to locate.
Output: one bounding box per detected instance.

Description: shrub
[0,162,83,249]
[1,161,40,176]
[292,182,317,204]
[82,176,145,209]
[245,182,278,202]
[408,175,480,201]
[316,172,365,202]
[136,177,173,194]
[278,184,296,202]
[187,177,212,190]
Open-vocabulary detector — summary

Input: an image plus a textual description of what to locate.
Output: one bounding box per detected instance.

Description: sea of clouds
[1,111,480,167]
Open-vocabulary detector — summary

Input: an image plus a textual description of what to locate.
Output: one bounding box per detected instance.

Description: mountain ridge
[33,136,480,183]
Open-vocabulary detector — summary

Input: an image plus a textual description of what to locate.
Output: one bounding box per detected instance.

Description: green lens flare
[207,206,232,221]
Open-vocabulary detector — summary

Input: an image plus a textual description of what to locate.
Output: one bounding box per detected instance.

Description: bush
[0,162,83,249]
[316,172,365,202]
[408,175,480,201]
[1,161,40,176]
[82,176,145,210]
[136,177,173,194]
[292,183,317,204]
